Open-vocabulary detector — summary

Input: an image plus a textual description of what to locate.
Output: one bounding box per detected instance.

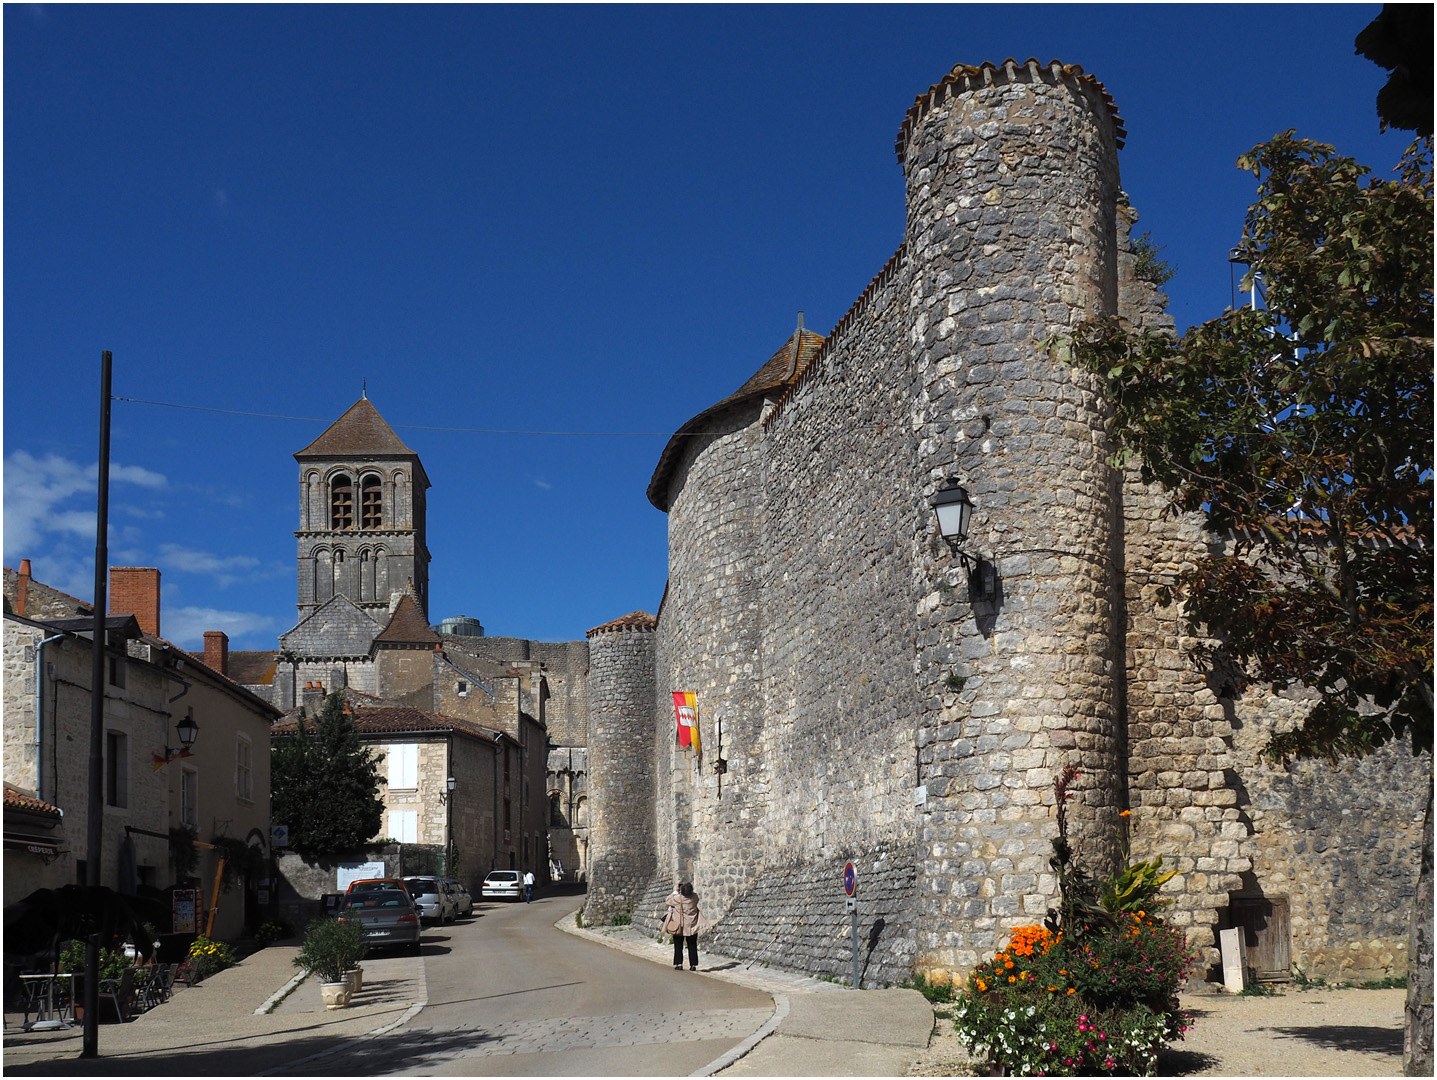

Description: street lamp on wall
[929,481,997,603]
[440,776,457,802]
[154,708,200,769]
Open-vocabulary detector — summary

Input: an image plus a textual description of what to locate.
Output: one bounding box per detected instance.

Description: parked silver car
[341,889,422,954]
[444,878,474,917]
[402,877,457,924]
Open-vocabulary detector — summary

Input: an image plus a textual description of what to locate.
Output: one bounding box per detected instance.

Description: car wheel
[409,940,421,956]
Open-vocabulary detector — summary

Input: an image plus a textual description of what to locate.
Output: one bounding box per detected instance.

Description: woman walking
[665,882,701,971]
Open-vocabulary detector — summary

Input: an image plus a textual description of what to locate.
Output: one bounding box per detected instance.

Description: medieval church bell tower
[293,395,431,624]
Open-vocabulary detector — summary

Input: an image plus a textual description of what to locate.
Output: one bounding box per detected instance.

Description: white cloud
[163,606,284,652]
[533,478,553,490]
[4,451,166,556]
[157,543,260,578]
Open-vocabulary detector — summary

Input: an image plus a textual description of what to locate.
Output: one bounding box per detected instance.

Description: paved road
[290,893,775,1076]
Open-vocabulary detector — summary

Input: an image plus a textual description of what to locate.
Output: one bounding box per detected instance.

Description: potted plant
[292,918,364,1009]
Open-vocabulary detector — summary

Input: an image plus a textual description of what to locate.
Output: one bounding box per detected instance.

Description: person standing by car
[522,869,535,903]
[665,882,701,971]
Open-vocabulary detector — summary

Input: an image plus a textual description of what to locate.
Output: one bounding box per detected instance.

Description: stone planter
[319,980,352,1009]
[345,966,363,993]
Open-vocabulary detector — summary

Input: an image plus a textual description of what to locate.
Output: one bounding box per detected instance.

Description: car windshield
[406,879,438,892]
[488,872,519,882]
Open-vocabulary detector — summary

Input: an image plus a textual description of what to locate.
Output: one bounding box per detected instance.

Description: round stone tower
[901,59,1128,978]
[582,612,658,924]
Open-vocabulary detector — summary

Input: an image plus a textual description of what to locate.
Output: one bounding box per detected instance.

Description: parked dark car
[340,889,422,954]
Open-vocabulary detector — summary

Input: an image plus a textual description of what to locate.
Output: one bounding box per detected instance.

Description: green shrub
[59,941,128,981]
[253,921,291,948]
[907,971,956,1004]
[610,912,632,926]
[187,934,238,980]
[293,917,366,983]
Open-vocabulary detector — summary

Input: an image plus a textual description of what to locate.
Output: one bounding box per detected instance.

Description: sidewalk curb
[254,970,307,1015]
[690,992,789,1077]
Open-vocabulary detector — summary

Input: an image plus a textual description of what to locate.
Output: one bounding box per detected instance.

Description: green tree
[1066,131,1432,1073]
[271,692,384,861]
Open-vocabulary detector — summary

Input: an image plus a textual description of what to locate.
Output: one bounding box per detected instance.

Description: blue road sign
[843,862,857,896]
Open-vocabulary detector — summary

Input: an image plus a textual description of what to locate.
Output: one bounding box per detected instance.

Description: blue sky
[3,4,1406,651]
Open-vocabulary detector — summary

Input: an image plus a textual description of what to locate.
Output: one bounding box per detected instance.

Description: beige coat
[665,890,701,936]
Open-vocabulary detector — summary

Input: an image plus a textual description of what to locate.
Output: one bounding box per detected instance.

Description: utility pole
[82,350,113,1058]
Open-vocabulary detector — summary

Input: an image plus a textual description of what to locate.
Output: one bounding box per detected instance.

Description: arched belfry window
[331,474,354,530]
[361,475,382,530]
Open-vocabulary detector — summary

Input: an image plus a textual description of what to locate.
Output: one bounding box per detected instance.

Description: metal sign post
[843,862,859,989]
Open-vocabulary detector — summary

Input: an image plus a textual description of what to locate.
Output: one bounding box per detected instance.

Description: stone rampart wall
[754,256,920,869]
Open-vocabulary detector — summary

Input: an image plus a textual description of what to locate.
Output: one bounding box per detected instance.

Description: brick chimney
[203,631,229,677]
[14,559,31,616]
[109,567,161,637]
[301,681,325,717]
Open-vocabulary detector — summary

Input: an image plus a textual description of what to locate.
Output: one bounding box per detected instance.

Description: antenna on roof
[784,311,806,380]
[362,379,368,400]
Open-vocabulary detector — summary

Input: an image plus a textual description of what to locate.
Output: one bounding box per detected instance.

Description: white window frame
[180,766,199,828]
[235,733,253,801]
[387,743,419,790]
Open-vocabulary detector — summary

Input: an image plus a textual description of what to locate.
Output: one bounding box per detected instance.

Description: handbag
[662,906,682,935]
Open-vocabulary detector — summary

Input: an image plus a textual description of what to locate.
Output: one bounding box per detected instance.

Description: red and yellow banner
[672,692,701,753]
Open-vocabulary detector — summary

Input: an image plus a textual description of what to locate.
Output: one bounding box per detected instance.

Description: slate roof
[587,611,658,637]
[647,328,825,511]
[4,786,62,817]
[374,593,440,646]
[228,650,279,686]
[295,398,417,459]
[272,704,499,743]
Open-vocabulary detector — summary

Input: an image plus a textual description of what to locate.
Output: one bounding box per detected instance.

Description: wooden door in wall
[1230,895,1291,981]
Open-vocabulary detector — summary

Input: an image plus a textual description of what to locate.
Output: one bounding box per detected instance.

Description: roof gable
[295,398,416,459]
[279,595,384,657]
[374,593,440,646]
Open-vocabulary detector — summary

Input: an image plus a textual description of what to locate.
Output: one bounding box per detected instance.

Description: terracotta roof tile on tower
[587,611,657,637]
[647,329,825,511]
[295,397,416,458]
[374,593,441,645]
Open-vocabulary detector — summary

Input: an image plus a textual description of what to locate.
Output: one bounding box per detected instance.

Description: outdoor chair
[98,967,135,1023]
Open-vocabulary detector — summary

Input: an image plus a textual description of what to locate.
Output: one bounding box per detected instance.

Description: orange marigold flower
[1067,988,1076,995]
[1005,959,1014,968]
[1008,976,1016,983]
[1119,809,1132,818]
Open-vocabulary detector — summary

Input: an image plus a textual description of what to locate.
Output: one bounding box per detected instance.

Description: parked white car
[403,876,457,924]
[481,870,522,901]
[444,878,474,917]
